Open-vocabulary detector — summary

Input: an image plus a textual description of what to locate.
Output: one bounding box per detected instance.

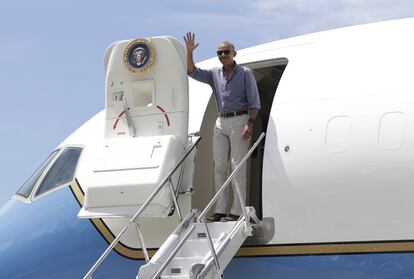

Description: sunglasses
[216,49,231,56]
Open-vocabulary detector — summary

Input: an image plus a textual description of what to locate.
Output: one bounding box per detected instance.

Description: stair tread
[191,222,237,239]
[170,256,205,262]
[164,257,204,277]
[161,275,191,279]
[178,239,223,257]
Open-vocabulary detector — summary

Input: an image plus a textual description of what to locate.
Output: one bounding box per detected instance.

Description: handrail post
[233,180,249,225]
[175,159,185,197]
[201,219,221,270]
[134,223,150,263]
[168,177,182,221]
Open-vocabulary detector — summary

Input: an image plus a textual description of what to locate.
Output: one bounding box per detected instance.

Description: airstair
[83,132,265,279]
[137,207,260,279]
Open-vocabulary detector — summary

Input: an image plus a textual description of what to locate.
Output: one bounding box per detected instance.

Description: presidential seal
[123,38,155,73]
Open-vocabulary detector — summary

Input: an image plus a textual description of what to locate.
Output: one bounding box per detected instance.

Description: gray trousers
[213,114,250,216]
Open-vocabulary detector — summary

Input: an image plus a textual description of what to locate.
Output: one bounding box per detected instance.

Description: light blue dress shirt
[189,63,260,113]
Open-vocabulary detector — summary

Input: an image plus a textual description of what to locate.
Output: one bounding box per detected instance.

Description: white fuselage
[56,18,414,257]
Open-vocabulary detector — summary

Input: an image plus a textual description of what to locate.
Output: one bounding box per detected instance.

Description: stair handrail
[151,132,265,279]
[83,135,201,279]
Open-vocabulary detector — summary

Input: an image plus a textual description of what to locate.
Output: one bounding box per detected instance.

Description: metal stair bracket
[143,132,265,279]
[83,135,201,279]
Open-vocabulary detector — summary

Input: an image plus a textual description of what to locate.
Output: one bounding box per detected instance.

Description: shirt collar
[221,61,237,72]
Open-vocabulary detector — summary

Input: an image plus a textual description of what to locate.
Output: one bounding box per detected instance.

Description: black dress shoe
[206,213,226,222]
[221,214,240,222]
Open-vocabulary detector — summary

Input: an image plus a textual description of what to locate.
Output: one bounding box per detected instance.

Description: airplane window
[325,116,351,152]
[35,147,83,197]
[379,112,405,148]
[15,150,60,198]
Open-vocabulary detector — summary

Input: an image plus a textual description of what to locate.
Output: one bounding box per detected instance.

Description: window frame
[14,149,61,203]
[14,144,84,203]
[33,145,84,201]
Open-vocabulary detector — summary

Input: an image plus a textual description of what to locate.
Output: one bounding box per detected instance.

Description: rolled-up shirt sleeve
[188,67,213,85]
[245,69,261,109]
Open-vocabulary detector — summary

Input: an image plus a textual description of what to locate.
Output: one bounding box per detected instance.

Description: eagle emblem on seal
[123,38,155,73]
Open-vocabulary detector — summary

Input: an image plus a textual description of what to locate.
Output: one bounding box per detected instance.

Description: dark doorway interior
[247,61,287,220]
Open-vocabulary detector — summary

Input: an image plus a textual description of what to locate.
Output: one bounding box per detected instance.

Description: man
[184,32,260,222]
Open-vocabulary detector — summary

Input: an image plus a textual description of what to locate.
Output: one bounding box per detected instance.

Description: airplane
[1,17,414,279]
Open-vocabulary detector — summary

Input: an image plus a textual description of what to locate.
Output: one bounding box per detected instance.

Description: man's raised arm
[183,32,199,74]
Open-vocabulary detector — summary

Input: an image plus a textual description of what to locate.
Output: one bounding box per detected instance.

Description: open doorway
[192,58,288,220]
[246,58,288,219]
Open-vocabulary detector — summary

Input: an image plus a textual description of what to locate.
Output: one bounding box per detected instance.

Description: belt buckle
[219,111,241,118]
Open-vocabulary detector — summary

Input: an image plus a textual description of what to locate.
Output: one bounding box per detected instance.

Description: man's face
[217,43,236,67]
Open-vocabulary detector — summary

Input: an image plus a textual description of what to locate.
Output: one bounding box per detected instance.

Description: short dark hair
[219,41,236,51]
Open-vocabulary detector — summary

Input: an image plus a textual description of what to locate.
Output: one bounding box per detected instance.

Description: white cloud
[0,240,14,253]
[248,0,414,35]
[0,199,17,218]
[132,0,414,52]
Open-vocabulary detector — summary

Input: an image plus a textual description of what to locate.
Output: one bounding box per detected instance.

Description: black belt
[218,110,248,118]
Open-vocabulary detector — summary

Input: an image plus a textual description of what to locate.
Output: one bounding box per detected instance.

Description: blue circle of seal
[127,43,151,70]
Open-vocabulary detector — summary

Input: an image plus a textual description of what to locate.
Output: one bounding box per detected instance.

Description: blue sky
[1,0,414,207]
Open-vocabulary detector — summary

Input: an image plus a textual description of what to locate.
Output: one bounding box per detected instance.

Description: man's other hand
[242,122,253,140]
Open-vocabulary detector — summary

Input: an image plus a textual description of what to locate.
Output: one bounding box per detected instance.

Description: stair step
[165,256,205,276]
[191,221,236,239]
[177,239,211,257]
[160,275,191,279]
[171,267,183,274]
